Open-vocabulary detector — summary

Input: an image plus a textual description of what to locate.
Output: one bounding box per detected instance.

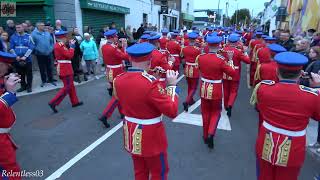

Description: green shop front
[0,0,54,27]
[79,0,130,38]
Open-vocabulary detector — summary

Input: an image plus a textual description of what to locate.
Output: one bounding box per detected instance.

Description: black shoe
[27,88,32,93]
[108,88,113,97]
[183,102,188,112]
[207,136,214,149]
[49,81,57,86]
[204,137,209,144]
[17,87,26,92]
[74,76,81,83]
[189,100,196,106]
[72,102,83,108]
[226,106,232,118]
[120,113,125,119]
[84,75,88,81]
[52,79,58,82]
[40,83,45,87]
[99,116,110,128]
[49,103,58,113]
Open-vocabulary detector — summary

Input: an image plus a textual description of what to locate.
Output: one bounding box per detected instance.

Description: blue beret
[55,30,68,37]
[150,32,158,36]
[211,32,218,36]
[126,42,154,57]
[262,35,268,38]
[264,36,277,41]
[173,30,179,33]
[236,30,243,34]
[228,34,240,42]
[256,31,263,35]
[267,43,287,53]
[193,30,200,34]
[140,34,151,40]
[206,35,222,44]
[143,31,152,34]
[0,51,16,63]
[148,34,161,41]
[104,29,117,37]
[161,28,169,33]
[188,32,199,39]
[274,52,308,66]
[218,26,222,29]
[171,32,179,36]
[208,27,213,31]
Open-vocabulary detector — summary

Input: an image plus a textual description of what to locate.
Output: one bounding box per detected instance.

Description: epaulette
[141,71,157,82]
[217,54,225,60]
[299,85,319,96]
[261,80,275,85]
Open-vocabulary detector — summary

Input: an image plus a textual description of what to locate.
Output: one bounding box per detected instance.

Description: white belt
[0,127,11,133]
[171,54,179,57]
[201,77,222,84]
[263,121,306,137]
[125,116,162,125]
[186,62,197,66]
[234,66,239,69]
[107,64,123,68]
[159,78,166,81]
[58,60,71,64]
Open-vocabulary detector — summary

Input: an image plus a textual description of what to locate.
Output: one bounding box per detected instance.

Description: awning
[15,0,53,5]
[80,0,130,14]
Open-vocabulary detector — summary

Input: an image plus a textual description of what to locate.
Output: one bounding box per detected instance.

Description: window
[143,13,148,25]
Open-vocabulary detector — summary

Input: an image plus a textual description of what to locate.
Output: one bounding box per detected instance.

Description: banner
[1,1,16,17]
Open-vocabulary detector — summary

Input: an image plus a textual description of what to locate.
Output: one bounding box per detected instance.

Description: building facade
[180,0,194,29]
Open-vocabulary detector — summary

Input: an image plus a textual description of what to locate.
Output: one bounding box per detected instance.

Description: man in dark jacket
[137,24,145,39]
[278,31,294,51]
[5,20,16,39]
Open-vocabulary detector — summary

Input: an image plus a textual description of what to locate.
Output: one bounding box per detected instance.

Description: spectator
[22,23,29,33]
[0,26,4,34]
[55,19,67,31]
[110,22,116,30]
[31,22,55,87]
[80,33,98,80]
[25,20,34,33]
[132,28,139,40]
[311,32,320,47]
[5,20,15,38]
[125,25,133,43]
[71,27,83,83]
[10,23,34,93]
[306,28,316,41]
[1,32,10,52]
[301,46,320,87]
[137,24,145,39]
[118,27,127,39]
[292,39,310,59]
[278,30,294,51]
[84,26,95,41]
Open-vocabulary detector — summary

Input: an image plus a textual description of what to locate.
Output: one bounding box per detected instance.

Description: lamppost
[235,0,238,26]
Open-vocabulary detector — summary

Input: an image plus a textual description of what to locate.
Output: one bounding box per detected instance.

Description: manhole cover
[27,115,66,129]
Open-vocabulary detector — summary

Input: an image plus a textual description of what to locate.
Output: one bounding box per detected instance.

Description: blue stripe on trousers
[160,153,166,180]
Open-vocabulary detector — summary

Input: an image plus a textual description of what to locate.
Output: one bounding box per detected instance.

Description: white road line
[177,74,185,83]
[45,74,186,180]
[45,122,123,180]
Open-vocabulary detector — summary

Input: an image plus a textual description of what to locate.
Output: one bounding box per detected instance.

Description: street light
[235,0,238,26]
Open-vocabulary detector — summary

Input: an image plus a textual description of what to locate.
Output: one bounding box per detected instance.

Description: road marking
[173,100,232,131]
[45,74,186,180]
[45,122,123,180]
[177,74,185,83]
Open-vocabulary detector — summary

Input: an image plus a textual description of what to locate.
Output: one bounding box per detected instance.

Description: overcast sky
[194,0,267,17]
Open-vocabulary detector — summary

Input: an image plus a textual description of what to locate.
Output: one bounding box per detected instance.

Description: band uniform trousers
[200,99,222,139]
[101,96,122,119]
[250,61,257,86]
[223,80,240,109]
[16,61,33,90]
[36,54,54,83]
[256,158,301,180]
[131,152,169,180]
[185,77,199,105]
[0,136,21,180]
[49,75,80,106]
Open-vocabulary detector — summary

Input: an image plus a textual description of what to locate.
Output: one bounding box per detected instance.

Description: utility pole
[217,0,220,26]
[235,0,238,26]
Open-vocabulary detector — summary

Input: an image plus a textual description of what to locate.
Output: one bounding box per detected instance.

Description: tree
[230,8,251,27]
